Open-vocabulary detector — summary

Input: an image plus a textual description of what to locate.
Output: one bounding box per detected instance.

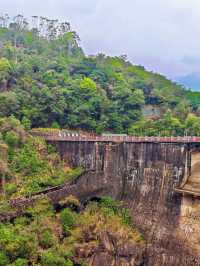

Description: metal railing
[30,131,200,143]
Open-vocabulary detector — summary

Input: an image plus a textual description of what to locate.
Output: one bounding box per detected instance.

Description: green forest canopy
[0,14,200,136]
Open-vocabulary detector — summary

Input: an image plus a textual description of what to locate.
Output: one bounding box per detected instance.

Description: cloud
[1,0,200,78]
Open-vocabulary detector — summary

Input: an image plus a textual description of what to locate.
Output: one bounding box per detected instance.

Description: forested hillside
[1,15,200,136]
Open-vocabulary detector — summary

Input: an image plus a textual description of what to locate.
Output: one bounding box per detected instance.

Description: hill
[0,15,200,136]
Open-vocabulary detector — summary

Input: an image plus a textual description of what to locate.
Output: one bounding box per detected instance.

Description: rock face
[50,140,200,265]
[74,231,145,266]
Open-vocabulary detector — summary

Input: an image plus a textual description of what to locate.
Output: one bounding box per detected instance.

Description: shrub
[0,58,11,72]
[120,207,132,225]
[39,230,54,249]
[100,196,120,215]
[21,117,31,130]
[25,198,53,218]
[47,144,57,154]
[80,77,96,91]
[0,250,9,266]
[11,142,45,174]
[60,208,76,234]
[4,183,17,196]
[51,121,60,129]
[8,258,28,266]
[4,131,20,147]
[14,217,30,226]
[59,195,81,210]
[0,224,33,261]
[40,251,66,266]
[65,259,74,266]
[0,201,12,214]
[100,197,132,225]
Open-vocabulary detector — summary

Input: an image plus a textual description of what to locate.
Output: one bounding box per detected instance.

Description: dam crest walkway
[30,131,200,144]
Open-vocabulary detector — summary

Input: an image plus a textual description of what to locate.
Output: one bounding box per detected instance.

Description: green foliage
[0,250,9,266]
[185,113,200,136]
[155,109,183,136]
[8,258,28,266]
[40,251,66,266]
[0,194,141,265]
[100,196,120,215]
[39,230,54,249]
[51,121,60,129]
[0,16,198,134]
[0,118,82,199]
[11,142,45,174]
[65,259,74,266]
[100,197,132,225]
[4,183,17,196]
[4,131,20,147]
[0,223,36,261]
[80,77,97,91]
[59,195,81,210]
[21,117,31,130]
[0,202,12,215]
[25,198,54,218]
[0,57,11,72]
[120,207,132,225]
[60,208,76,234]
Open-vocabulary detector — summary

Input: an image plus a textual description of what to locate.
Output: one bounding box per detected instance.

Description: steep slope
[0,15,200,135]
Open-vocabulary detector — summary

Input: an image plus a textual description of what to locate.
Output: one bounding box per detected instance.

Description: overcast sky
[1,0,200,79]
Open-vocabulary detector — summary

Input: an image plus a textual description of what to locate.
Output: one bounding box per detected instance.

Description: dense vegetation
[0,116,144,265]
[2,13,200,266]
[0,195,144,266]
[0,116,82,201]
[0,15,200,136]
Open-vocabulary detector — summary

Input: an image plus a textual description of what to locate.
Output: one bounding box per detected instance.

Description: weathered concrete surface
[178,151,200,195]
[49,141,200,266]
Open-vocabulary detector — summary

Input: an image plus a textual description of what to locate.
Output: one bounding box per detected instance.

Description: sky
[1,0,200,81]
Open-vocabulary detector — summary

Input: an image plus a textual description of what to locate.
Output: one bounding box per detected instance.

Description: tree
[157,110,183,136]
[185,113,200,136]
[80,77,97,91]
[60,208,76,234]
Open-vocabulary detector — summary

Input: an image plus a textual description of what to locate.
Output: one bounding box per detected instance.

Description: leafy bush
[39,230,54,249]
[59,195,81,210]
[0,250,9,266]
[47,144,57,154]
[120,207,132,225]
[51,121,60,129]
[25,198,53,218]
[21,117,31,130]
[4,183,17,196]
[100,196,120,215]
[60,208,76,234]
[4,131,20,147]
[8,258,28,266]
[0,224,35,261]
[0,57,11,72]
[11,142,46,174]
[40,251,66,266]
[0,201,12,214]
[100,197,132,225]
[65,259,74,266]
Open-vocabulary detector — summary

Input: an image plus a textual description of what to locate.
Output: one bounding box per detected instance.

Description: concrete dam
[11,131,200,265]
